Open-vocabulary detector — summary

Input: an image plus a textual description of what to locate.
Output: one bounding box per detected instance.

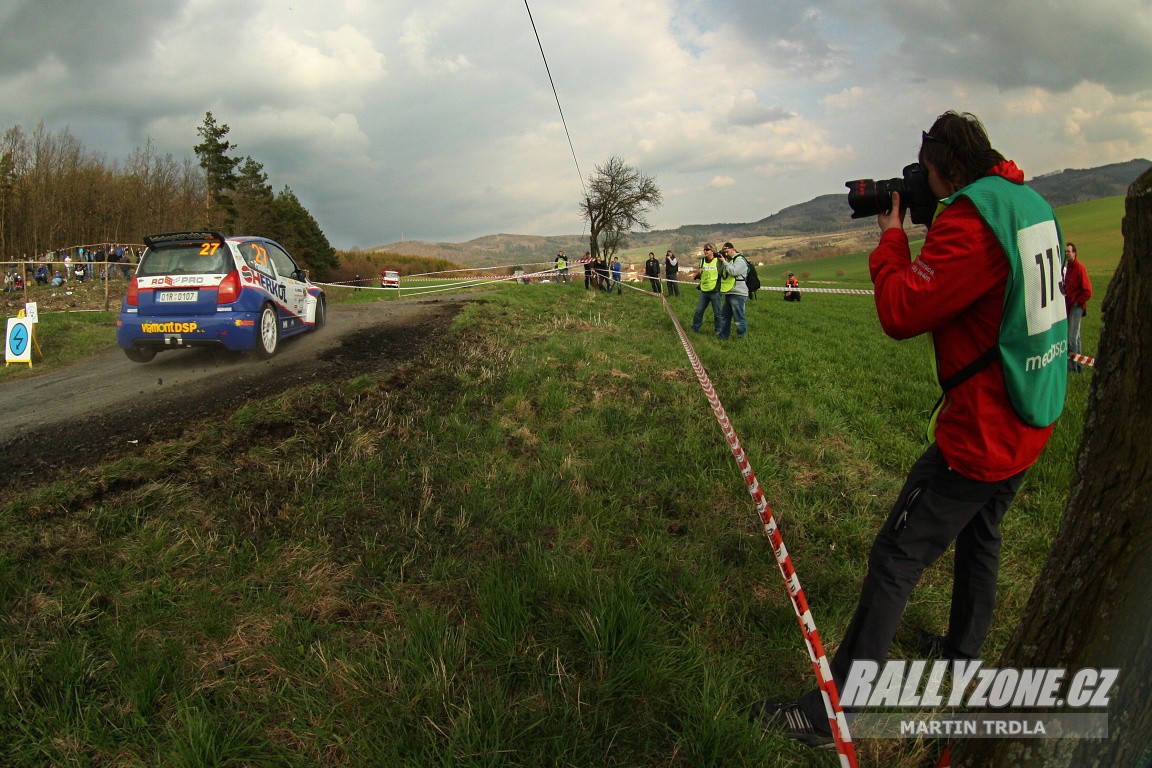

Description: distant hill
[1025,159,1149,208]
[376,159,1150,267]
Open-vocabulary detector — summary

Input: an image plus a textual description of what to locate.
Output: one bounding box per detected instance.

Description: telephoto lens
[846,177,902,219]
[845,163,936,225]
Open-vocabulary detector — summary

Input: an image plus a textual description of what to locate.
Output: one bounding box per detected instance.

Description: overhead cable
[523,0,587,198]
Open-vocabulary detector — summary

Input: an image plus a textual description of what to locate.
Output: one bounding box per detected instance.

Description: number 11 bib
[948,176,1068,427]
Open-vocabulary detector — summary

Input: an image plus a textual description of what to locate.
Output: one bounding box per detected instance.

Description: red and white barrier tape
[658,294,858,767]
[754,285,874,295]
[317,271,1098,373]
[1069,352,1097,368]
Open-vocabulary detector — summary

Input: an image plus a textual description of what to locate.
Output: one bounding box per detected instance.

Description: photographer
[664,250,680,297]
[753,111,1067,746]
[716,242,750,340]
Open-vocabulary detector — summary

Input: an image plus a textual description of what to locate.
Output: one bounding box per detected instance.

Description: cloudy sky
[1,0,1150,249]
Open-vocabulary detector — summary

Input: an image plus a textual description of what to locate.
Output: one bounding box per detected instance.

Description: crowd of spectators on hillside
[2,243,139,293]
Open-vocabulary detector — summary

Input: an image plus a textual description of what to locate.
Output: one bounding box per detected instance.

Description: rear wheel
[124,347,157,363]
[254,303,279,358]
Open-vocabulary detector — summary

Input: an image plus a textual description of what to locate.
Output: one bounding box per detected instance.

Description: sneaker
[749,699,834,748]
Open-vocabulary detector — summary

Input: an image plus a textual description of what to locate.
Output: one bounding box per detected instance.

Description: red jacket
[869,161,1054,482]
[1063,258,1092,313]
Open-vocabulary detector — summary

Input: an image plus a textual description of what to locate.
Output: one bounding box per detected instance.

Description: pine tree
[193,112,240,229]
[273,186,337,280]
[232,156,276,235]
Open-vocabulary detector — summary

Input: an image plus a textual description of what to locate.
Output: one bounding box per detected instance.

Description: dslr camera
[846,163,936,226]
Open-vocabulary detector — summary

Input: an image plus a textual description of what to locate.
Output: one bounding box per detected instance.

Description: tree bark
[954,169,1152,765]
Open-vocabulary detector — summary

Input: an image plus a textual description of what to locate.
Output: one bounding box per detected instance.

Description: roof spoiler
[143,231,228,248]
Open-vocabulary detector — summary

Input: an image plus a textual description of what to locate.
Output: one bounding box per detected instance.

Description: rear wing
[143,231,229,249]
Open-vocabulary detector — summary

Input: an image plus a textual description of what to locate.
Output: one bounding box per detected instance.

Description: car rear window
[137,243,230,277]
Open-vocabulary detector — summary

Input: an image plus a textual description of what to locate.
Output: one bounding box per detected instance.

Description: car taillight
[126,277,139,306]
[217,270,241,304]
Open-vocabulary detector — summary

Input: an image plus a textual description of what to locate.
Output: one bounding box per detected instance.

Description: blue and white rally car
[117,231,326,363]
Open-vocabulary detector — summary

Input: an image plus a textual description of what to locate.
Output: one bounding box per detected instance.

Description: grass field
[0,197,1122,766]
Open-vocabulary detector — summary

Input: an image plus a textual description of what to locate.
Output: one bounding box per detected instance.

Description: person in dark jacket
[644,252,662,293]
[594,254,609,291]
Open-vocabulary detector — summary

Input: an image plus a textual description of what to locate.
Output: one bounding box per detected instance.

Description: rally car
[117,231,326,363]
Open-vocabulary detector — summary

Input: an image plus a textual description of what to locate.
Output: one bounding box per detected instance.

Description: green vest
[945,176,1067,427]
[719,256,747,293]
[719,264,735,293]
[698,257,719,292]
[557,256,567,269]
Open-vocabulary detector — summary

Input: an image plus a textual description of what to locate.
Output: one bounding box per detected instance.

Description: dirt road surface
[0,297,470,490]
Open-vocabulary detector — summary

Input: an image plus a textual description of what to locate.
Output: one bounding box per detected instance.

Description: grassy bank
[0,271,1100,766]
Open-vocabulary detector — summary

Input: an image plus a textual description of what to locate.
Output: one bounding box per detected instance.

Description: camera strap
[927,344,999,441]
[939,344,1000,393]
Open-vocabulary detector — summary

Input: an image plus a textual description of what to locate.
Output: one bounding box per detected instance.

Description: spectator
[1062,242,1092,372]
[583,252,594,290]
[644,252,662,293]
[35,264,48,285]
[610,256,623,294]
[74,263,87,283]
[595,253,610,292]
[784,272,802,302]
[51,271,65,287]
[664,250,680,297]
[555,251,570,283]
[690,243,723,334]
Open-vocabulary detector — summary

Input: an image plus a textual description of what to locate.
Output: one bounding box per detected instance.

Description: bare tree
[954,168,1152,766]
[579,156,661,260]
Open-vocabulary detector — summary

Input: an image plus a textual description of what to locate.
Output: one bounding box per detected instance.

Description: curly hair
[920,111,1006,190]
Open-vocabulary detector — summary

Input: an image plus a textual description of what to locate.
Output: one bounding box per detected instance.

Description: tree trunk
[954,169,1152,765]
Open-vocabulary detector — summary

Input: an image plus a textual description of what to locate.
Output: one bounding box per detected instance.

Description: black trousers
[799,443,1026,727]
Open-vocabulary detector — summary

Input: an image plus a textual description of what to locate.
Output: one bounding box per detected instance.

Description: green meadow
[0,196,1121,767]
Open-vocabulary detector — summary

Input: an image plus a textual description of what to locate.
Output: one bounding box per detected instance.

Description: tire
[254,303,279,359]
[313,296,326,329]
[124,347,157,363]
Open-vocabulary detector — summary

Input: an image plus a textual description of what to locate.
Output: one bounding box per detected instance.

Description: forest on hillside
[1,117,338,278]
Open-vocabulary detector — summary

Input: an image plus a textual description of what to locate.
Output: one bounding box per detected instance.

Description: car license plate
[157,290,198,303]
